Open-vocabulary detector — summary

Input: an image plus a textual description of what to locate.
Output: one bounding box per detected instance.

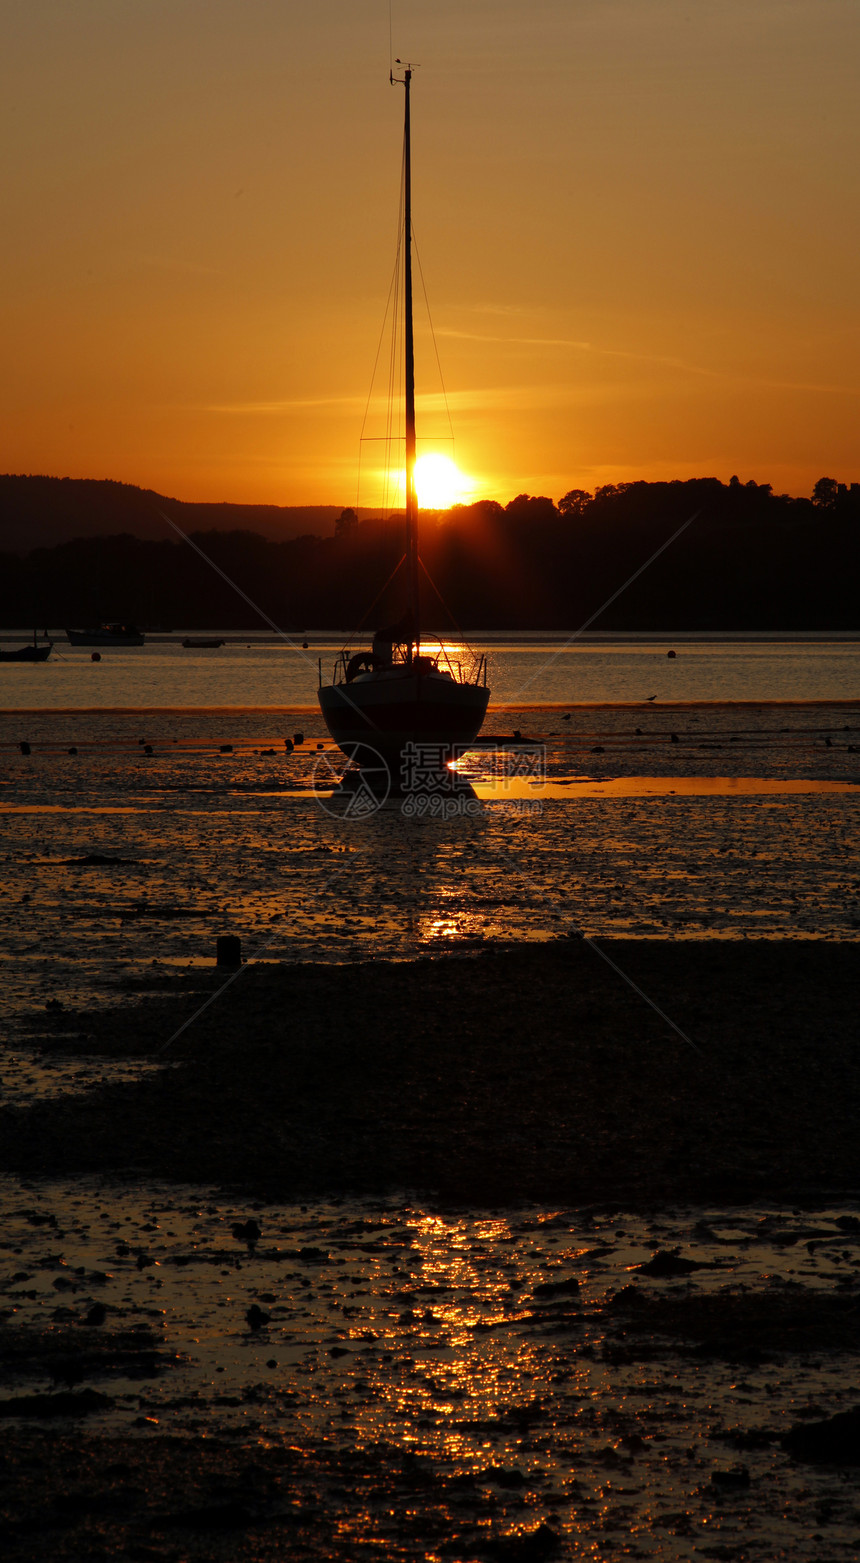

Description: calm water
[1,633,859,709]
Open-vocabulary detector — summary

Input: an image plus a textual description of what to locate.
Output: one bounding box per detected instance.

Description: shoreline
[4,696,860,716]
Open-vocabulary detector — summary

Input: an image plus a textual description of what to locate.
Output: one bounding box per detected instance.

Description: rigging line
[385,256,400,512]
[418,555,475,655]
[383,217,400,512]
[359,139,405,514]
[357,234,401,450]
[384,138,407,515]
[346,555,407,647]
[358,234,401,512]
[412,226,455,446]
[155,509,382,731]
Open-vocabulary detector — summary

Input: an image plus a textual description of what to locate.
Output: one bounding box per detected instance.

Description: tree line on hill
[1,475,858,631]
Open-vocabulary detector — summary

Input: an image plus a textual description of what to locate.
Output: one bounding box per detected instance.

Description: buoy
[219,743,233,753]
[143,744,153,755]
[302,640,309,650]
[216,935,242,968]
[293,731,304,745]
[67,747,78,756]
[670,732,679,744]
[91,651,101,662]
[284,738,294,752]
[667,649,676,659]
[19,741,31,755]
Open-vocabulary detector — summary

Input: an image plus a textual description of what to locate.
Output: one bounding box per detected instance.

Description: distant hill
[0,475,345,551]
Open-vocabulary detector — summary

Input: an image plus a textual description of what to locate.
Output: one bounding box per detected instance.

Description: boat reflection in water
[313,737,482,820]
[317,67,489,787]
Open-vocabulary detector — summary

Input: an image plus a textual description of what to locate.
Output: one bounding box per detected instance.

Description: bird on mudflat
[646,695,657,702]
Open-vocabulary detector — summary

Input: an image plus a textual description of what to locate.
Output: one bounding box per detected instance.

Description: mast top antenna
[390,60,418,85]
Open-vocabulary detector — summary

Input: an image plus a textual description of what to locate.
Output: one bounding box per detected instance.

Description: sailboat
[0,630,53,663]
[317,67,490,777]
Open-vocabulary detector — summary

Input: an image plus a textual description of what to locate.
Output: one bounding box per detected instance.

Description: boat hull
[0,644,52,662]
[318,673,489,769]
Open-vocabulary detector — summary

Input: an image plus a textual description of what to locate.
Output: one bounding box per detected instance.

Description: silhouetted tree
[557,489,592,515]
[593,483,632,503]
[504,494,558,522]
[2,475,858,630]
[335,507,359,535]
[813,477,839,508]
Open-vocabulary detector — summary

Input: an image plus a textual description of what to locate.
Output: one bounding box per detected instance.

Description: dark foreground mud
[4,940,860,1206]
[3,941,860,1560]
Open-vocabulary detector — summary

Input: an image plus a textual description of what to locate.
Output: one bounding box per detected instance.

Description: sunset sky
[3,0,858,507]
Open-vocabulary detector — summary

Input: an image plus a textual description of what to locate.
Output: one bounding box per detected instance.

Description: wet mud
[3,1189,860,1560]
[2,705,859,1558]
[1,704,859,1027]
[2,940,859,1205]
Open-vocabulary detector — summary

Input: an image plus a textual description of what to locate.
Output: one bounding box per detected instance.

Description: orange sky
[2,1,858,507]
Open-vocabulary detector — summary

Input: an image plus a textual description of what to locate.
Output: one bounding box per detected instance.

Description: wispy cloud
[200,365,859,423]
[200,386,585,418]
[436,329,860,396]
[203,395,366,414]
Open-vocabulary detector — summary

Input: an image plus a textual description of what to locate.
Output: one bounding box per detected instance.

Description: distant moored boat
[182,637,225,648]
[0,630,53,663]
[66,624,145,646]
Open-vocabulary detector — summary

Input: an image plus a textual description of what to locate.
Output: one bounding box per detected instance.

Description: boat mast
[401,67,419,656]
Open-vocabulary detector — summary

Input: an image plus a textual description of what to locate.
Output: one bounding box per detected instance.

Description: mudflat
[5,939,858,1206]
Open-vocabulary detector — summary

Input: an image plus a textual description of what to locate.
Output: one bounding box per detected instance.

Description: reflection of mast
[401,66,419,657]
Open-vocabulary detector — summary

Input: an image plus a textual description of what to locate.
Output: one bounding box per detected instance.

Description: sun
[413,453,465,509]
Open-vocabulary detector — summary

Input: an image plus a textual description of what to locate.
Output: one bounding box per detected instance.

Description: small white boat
[66,624,145,646]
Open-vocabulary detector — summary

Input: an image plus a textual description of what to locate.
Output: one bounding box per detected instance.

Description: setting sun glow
[414,454,466,510]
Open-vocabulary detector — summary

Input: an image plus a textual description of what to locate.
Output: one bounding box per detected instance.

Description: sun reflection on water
[3,1181,860,1556]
